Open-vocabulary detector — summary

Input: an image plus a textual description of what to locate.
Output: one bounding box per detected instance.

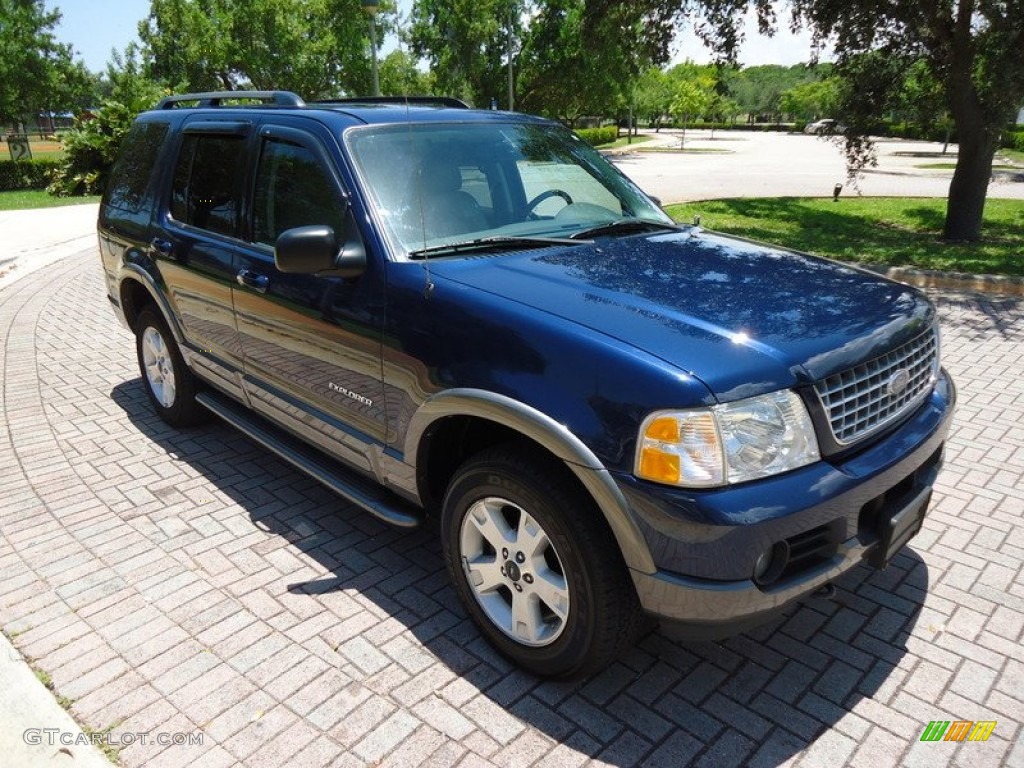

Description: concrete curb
[860,264,1024,297]
[0,632,115,767]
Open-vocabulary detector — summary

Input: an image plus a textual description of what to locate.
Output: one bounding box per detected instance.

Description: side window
[102,121,170,234]
[170,133,247,237]
[253,137,346,246]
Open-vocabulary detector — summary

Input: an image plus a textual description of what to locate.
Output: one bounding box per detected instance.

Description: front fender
[405,388,657,574]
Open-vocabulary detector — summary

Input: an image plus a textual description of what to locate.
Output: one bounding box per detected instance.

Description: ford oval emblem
[887,369,911,396]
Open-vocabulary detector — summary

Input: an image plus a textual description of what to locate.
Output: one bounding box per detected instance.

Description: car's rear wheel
[441,444,643,679]
[135,307,207,427]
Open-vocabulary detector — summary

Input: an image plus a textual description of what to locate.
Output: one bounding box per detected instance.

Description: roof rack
[312,95,470,109]
[155,91,305,109]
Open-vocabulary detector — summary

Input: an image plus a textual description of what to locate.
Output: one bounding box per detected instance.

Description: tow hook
[811,582,836,600]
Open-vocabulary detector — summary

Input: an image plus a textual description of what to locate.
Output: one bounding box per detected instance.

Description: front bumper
[621,369,955,639]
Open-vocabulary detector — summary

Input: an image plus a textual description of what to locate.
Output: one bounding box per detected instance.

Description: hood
[428,229,935,400]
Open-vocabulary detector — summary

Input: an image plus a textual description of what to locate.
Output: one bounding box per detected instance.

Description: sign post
[7,135,32,162]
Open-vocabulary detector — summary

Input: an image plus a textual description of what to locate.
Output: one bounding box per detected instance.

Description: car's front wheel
[135,306,207,427]
[441,445,643,679]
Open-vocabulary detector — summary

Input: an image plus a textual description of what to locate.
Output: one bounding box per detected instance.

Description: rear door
[156,119,251,400]
[231,119,388,474]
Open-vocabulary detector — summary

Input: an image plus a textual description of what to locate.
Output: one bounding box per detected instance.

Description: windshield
[345,120,673,258]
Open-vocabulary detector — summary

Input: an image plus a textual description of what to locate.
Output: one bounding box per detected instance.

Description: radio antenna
[405,96,434,297]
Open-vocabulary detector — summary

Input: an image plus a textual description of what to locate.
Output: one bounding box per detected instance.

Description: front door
[232,122,387,474]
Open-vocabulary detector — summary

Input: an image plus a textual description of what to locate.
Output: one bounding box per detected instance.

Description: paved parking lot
[610,130,1024,204]
[1,241,1022,767]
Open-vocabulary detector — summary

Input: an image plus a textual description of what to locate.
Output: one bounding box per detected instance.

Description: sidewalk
[0,203,98,292]
[1,632,114,767]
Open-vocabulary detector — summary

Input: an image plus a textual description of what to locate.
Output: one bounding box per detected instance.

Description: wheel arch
[406,389,656,574]
[117,265,185,343]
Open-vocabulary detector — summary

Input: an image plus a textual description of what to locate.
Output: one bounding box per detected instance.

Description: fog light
[752,541,790,586]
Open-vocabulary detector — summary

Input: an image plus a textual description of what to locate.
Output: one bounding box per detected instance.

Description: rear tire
[135,307,207,427]
[441,444,643,679]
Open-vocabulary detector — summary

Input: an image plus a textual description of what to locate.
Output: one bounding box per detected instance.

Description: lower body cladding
[619,370,955,640]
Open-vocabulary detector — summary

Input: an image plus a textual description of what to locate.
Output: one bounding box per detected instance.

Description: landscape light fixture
[362,0,381,97]
[833,183,843,202]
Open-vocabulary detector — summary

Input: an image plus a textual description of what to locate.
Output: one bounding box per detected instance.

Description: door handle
[150,238,173,257]
[236,269,270,293]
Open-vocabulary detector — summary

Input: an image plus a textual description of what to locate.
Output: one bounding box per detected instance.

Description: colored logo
[920,720,997,742]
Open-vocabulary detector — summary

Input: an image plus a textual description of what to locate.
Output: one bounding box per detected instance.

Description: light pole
[362,0,381,97]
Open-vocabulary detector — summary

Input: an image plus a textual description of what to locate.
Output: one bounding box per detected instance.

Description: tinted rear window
[103,121,170,222]
[170,134,247,237]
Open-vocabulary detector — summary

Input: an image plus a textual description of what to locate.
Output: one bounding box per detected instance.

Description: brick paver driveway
[2,249,1022,768]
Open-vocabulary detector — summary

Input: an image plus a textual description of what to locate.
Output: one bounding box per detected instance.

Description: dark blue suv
[98,91,955,678]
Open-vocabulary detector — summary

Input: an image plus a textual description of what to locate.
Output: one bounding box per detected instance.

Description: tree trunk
[943,80,999,242]
[943,132,997,241]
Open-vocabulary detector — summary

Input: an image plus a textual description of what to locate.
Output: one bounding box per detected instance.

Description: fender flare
[117,263,186,345]
[405,388,656,574]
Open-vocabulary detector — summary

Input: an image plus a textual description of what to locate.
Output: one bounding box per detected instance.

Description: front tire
[135,307,207,427]
[441,445,643,679]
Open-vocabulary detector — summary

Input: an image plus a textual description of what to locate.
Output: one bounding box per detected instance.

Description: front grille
[815,328,938,445]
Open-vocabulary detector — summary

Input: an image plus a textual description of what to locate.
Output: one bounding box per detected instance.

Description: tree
[0,0,92,129]
[517,0,631,123]
[721,64,823,122]
[378,49,435,96]
[670,74,714,146]
[896,59,952,146]
[635,0,1024,241]
[795,0,1024,241]
[409,0,522,107]
[50,45,166,197]
[634,67,675,129]
[779,78,839,121]
[138,0,387,98]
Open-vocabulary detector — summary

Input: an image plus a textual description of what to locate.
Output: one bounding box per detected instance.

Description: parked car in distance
[98,91,955,679]
[805,118,838,134]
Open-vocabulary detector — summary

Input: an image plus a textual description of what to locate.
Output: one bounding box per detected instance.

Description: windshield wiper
[569,218,682,240]
[408,235,586,260]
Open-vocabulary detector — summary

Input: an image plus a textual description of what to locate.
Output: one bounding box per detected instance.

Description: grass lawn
[665,197,1024,277]
[0,190,100,210]
[916,162,1020,170]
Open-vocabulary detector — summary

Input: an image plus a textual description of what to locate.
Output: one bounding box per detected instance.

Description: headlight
[636,390,820,487]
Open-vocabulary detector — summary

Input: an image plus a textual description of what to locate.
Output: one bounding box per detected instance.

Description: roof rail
[312,95,470,109]
[155,91,306,109]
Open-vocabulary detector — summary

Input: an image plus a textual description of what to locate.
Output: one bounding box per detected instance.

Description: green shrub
[48,100,145,197]
[1004,129,1024,151]
[574,126,619,146]
[0,159,61,191]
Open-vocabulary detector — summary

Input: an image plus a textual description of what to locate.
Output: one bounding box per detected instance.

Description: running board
[196,391,423,528]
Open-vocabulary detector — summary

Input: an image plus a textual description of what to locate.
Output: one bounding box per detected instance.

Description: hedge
[574,126,619,146]
[0,159,60,191]
[1004,129,1024,152]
